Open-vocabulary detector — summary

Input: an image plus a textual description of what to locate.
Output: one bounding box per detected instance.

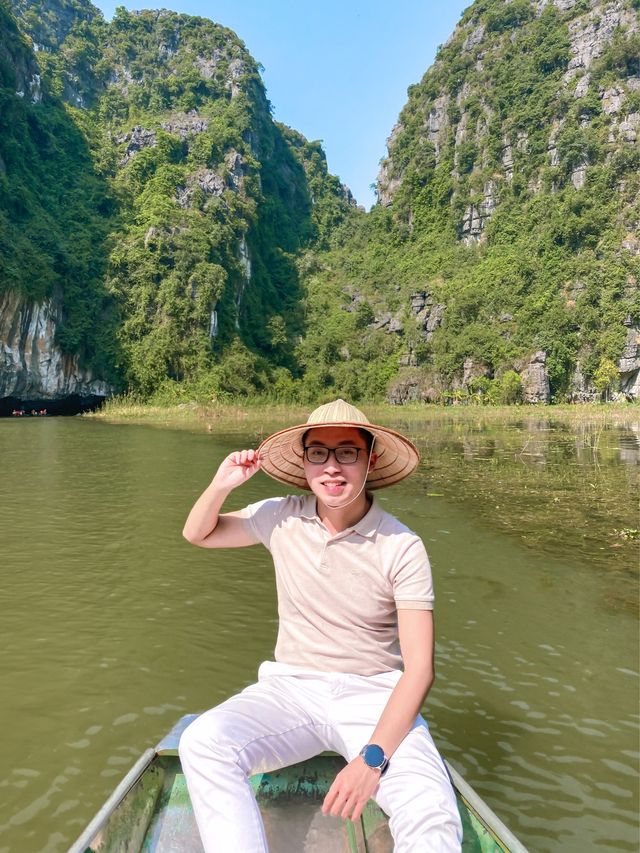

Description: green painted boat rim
[68,714,529,853]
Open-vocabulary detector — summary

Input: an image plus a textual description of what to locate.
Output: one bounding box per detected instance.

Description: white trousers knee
[179,661,462,853]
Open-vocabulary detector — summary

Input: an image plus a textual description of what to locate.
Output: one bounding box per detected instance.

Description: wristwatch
[359,743,389,774]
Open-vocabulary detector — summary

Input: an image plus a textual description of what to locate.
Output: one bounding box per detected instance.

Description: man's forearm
[369,669,434,758]
[182,482,231,543]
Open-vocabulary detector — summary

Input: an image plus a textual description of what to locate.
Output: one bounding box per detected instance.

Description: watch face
[363,744,385,767]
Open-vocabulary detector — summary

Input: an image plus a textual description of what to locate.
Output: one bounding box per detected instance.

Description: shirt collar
[300,493,383,539]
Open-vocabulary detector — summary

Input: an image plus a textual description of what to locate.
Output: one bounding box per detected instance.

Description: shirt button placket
[319,541,329,573]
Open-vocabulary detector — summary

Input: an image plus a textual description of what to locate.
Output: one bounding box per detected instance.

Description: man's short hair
[302,427,374,451]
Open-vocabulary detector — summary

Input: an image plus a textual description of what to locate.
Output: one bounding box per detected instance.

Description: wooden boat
[69,714,528,852]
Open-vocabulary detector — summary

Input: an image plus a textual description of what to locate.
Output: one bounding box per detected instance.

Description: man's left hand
[321,756,381,822]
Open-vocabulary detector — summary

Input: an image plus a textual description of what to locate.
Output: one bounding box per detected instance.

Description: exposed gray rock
[410,291,432,314]
[109,63,135,94]
[195,50,224,79]
[501,137,514,181]
[234,234,251,327]
[15,71,42,103]
[208,307,218,339]
[421,303,446,341]
[387,374,421,404]
[160,111,209,138]
[462,357,491,386]
[566,2,638,75]
[225,149,246,190]
[568,361,598,402]
[426,95,449,162]
[618,325,640,398]
[573,74,591,99]
[618,112,639,143]
[377,122,404,206]
[454,110,469,149]
[117,126,157,165]
[461,180,499,243]
[370,312,392,331]
[463,24,485,52]
[398,346,418,367]
[226,58,246,97]
[622,234,640,255]
[177,168,227,208]
[601,85,625,115]
[499,312,513,323]
[547,119,563,166]
[386,370,440,404]
[197,169,226,195]
[427,95,449,140]
[535,0,581,14]
[571,162,588,189]
[340,183,358,207]
[519,350,551,403]
[0,289,111,400]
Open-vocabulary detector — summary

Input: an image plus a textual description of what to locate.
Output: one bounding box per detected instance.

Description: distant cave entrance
[0,395,107,417]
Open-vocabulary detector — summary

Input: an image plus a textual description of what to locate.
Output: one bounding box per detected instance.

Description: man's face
[302,426,375,505]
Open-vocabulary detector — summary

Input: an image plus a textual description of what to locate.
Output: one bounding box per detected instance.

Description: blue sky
[94,1,470,209]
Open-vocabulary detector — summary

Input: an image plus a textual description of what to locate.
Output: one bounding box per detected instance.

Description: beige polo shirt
[238,494,434,676]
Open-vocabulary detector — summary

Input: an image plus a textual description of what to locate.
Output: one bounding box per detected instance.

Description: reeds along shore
[87,395,640,431]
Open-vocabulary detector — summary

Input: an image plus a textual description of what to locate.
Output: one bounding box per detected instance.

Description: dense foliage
[0,0,120,381]
[2,0,638,404]
[296,0,639,403]
[2,0,355,396]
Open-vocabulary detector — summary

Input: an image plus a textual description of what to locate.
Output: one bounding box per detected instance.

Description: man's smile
[321,479,347,492]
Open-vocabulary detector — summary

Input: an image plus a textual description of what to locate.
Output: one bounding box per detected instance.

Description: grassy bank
[87,395,640,432]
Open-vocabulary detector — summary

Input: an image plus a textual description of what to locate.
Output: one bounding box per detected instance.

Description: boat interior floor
[141,757,391,852]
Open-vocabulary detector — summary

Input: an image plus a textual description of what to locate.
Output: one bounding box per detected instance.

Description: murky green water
[0,415,638,853]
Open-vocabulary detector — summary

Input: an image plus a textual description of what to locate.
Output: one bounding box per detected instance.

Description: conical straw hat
[258,399,420,490]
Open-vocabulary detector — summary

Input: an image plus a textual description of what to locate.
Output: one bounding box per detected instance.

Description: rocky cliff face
[378,0,639,223]
[1,0,353,401]
[0,0,41,103]
[372,0,640,402]
[0,290,110,400]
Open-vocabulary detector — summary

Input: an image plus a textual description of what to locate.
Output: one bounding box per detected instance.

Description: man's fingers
[322,780,343,815]
[330,797,348,817]
[350,795,371,822]
[228,450,259,467]
[340,794,359,819]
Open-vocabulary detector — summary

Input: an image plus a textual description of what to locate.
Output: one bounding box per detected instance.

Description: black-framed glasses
[303,446,363,465]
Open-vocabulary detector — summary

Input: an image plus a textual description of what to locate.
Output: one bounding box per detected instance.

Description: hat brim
[257,420,420,490]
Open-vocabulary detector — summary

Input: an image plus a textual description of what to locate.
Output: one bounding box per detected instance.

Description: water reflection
[0,416,637,853]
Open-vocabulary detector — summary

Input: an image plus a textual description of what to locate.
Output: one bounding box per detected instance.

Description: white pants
[179,661,463,852]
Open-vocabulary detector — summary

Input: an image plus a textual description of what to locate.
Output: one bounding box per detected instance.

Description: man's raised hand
[212,449,262,492]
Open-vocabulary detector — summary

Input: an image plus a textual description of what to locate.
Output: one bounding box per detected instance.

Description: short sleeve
[391,535,434,610]
[236,496,289,550]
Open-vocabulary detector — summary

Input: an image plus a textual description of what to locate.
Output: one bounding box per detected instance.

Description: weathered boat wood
[69,715,528,853]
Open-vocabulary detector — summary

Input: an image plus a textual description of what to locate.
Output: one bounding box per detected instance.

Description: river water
[0,414,638,852]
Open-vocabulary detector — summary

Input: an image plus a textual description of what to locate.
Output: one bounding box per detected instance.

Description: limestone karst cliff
[1,0,354,404]
[1,0,638,406]
[296,0,639,404]
[0,289,110,403]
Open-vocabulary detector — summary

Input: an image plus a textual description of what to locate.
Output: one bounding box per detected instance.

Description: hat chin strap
[322,442,375,511]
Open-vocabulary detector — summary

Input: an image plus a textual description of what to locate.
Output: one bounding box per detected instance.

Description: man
[180,399,463,852]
